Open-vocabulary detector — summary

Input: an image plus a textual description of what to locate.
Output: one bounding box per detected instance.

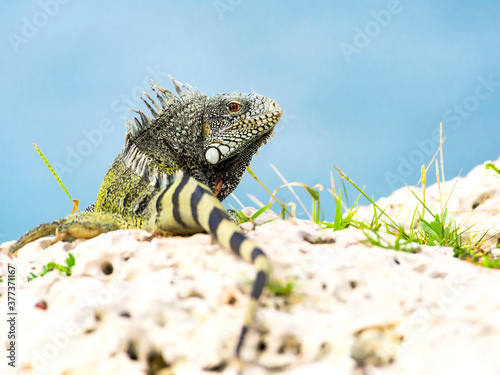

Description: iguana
[8,76,282,368]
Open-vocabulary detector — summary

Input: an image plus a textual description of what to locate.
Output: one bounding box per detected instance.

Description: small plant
[363,230,420,253]
[480,254,500,269]
[452,230,500,268]
[454,245,500,269]
[419,209,457,246]
[485,162,500,176]
[332,165,401,231]
[267,277,298,296]
[319,188,361,231]
[28,253,76,281]
[235,202,274,225]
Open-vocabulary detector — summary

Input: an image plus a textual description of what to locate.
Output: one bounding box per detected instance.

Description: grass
[486,162,500,176]
[346,161,499,267]
[27,253,76,281]
[241,124,500,270]
[33,143,80,214]
[235,202,274,225]
[267,277,298,296]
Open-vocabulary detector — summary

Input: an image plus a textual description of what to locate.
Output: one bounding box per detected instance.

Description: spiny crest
[124,75,202,139]
[122,139,176,189]
[121,76,203,188]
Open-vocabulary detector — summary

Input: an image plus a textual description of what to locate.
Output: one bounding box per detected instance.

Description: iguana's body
[9,77,282,368]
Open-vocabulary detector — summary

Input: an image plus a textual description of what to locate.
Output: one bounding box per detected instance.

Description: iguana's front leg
[55,211,139,240]
[8,222,59,257]
[8,212,136,257]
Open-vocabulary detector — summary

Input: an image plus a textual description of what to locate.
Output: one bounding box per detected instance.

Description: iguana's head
[123,77,282,200]
[202,93,282,165]
[201,92,282,198]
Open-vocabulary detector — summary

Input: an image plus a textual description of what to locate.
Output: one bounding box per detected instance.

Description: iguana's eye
[228,102,241,112]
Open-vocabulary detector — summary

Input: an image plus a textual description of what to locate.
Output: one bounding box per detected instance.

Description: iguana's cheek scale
[205,147,220,164]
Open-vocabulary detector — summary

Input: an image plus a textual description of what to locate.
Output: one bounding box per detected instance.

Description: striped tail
[153,172,272,360]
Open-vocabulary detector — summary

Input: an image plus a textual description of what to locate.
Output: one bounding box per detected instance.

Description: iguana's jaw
[204,100,282,166]
[207,126,277,200]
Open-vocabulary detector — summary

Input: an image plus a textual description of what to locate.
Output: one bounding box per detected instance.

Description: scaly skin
[9,76,282,370]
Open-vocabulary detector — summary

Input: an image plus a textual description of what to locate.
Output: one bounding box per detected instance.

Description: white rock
[0,160,499,374]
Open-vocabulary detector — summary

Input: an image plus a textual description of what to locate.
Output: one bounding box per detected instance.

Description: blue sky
[1,1,499,242]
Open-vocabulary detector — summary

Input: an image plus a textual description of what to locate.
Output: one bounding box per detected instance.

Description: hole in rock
[472,193,489,210]
[226,295,237,305]
[95,312,102,322]
[257,340,267,352]
[126,341,139,361]
[317,341,331,359]
[278,335,301,355]
[147,350,171,375]
[101,261,114,275]
[203,361,228,372]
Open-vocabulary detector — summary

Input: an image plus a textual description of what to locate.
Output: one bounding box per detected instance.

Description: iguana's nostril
[269,100,282,115]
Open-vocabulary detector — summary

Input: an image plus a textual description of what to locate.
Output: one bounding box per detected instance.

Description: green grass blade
[485,163,500,176]
[332,165,399,228]
[65,253,76,268]
[334,189,343,230]
[235,210,250,224]
[33,143,80,213]
[251,202,273,220]
[246,166,293,217]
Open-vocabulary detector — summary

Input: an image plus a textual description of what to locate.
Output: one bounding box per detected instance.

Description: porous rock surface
[0,160,499,375]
